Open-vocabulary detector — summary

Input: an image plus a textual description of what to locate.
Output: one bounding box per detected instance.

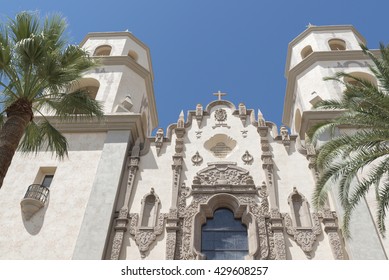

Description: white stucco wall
[0,132,106,259]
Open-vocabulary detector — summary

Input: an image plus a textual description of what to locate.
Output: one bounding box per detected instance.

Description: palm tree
[0,12,103,188]
[308,44,389,237]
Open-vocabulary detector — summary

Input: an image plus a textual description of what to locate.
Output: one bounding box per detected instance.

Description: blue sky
[2,0,388,133]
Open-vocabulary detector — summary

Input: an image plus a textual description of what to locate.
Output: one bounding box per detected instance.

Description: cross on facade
[213,90,227,100]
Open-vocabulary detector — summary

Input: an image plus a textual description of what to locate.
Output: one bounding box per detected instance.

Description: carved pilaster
[110,207,129,260]
[269,209,287,260]
[110,143,140,259]
[320,209,345,260]
[165,209,179,259]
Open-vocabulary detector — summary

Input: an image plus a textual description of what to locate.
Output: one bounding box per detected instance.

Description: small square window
[41,175,54,188]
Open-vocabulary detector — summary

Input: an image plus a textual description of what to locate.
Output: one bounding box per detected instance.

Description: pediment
[192,162,254,187]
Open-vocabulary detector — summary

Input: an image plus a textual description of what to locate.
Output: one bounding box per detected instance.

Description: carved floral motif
[215,108,227,122]
[129,213,167,258]
[192,163,254,186]
[284,212,321,257]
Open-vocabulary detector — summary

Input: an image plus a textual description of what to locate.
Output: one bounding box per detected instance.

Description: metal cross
[213,90,227,100]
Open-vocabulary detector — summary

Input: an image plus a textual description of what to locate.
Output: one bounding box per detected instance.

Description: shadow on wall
[21,197,49,235]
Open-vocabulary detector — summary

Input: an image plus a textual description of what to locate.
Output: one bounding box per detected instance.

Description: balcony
[20,184,50,220]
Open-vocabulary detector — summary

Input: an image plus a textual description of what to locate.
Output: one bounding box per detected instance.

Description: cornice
[34,113,145,142]
[282,50,379,126]
[80,31,150,53]
[298,110,344,138]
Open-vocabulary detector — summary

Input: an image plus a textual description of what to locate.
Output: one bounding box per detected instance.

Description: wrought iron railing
[23,184,50,204]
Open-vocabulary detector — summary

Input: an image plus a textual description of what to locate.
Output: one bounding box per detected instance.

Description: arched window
[139,188,160,228]
[301,45,313,59]
[201,208,248,260]
[128,50,138,61]
[141,195,156,227]
[288,188,312,228]
[343,72,377,87]
[328,39,346,51]
[94,45,112,56]
[71,78,100,100]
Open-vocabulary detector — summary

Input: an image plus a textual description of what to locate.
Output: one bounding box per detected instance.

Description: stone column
[258,124,286,259]
[165,122,185,259]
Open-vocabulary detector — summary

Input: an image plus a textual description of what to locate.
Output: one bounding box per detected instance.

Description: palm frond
[18,119,68,159]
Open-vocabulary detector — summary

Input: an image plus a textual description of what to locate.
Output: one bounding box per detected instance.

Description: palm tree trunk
[0,100,32,188]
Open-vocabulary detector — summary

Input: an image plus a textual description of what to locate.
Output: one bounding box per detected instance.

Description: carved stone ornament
[129,213,166,258]
[155,128,164,155]
[213,108,230,128]
[191,151,203,166]
[241,150,254,165]
[180,192,272,260]
[215,108,227,122]
[238,103,247,125]
[195,104,203,127]
[280,126,290,149]
[284,213,321,258]
[192,162,254,188]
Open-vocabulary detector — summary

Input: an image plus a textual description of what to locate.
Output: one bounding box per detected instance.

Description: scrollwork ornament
[241,150,254,165]
[191,151,203,166]
[129,213,167,258]
[215,108,227,122]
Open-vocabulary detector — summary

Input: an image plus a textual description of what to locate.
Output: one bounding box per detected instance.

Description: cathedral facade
[0,25,387,260]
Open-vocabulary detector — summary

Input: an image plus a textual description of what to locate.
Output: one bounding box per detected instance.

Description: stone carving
[192,163,254,186]
[258,109,266,127]
[129,213,167,258]
[238,103,247,125]
[241,150,254,165]
[319,209,344,259]
[110,146,140,260]
[165,208,179,260]
[155,128,164,155]
[110,207,129,260]
[284,212,321,258]
[177,110,185,129]
[215,108,227,122]
[191,151,203,166]
[180,192,272,260]
[195,104,203,127]
[204,134,236,158]
[176,163,275,260]
[280,126,290,149]
[213,108,230,128]
[269,209,287,260]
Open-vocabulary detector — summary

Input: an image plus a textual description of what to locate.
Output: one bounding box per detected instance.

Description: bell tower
[80,31,158,139]
[283,25,373,138]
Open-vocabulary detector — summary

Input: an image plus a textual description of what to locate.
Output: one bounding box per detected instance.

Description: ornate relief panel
[129,189,166,258]
[177,163,277,260]
[284,188,321,258]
